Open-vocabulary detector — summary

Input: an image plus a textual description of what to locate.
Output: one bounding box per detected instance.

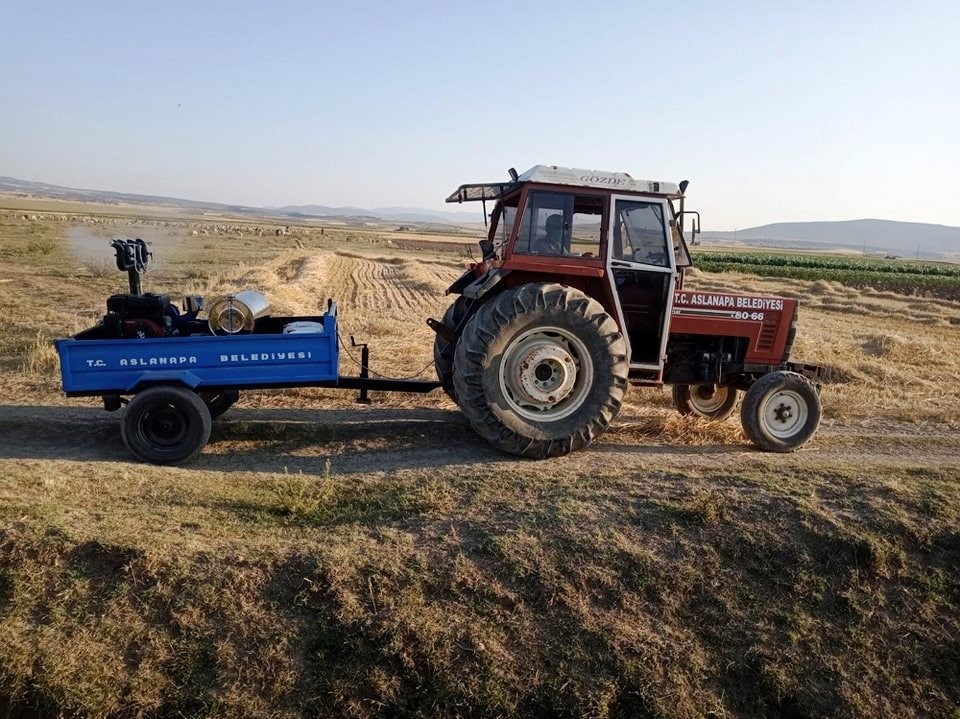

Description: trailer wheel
[199,389,240,419]
[740,371,821,452]
[453,283,628,459]
[672,384,739,420]
[434,296,473,400]
[122,386,212,465]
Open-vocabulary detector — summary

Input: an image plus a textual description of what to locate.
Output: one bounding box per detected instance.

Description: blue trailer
[55,300,440,465]
[53,241,442,465]
[57,310,341,397]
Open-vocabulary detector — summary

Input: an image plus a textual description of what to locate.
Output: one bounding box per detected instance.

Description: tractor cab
[447,165,696,375]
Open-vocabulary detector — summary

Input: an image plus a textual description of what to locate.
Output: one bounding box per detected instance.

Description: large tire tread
[121,385,212,465]
[434,296,474,401]
[453,283,628,459]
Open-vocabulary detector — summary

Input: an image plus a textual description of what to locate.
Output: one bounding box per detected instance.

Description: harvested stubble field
[0,205,958,718]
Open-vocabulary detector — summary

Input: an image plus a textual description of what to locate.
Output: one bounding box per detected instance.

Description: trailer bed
[56,313,340,396]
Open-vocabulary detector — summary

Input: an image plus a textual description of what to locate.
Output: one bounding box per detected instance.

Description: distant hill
[701,219,960,260]
[0,176,481,226]
[273,203,479,224]
[0,176,247,212]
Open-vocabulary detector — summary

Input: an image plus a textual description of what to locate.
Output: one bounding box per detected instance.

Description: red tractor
[431,165,822,458]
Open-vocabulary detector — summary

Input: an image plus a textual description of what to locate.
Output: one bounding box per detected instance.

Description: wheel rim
[760,389,808,439]
[138,402,189,449]
[689,385,731,414]
[498,326,594,422]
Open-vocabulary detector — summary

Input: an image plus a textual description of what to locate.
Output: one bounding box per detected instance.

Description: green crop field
[693,251,960,300]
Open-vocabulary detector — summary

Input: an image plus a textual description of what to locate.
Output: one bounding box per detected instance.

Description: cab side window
[613,200,669,267]
[515,191,603,257]
[491,195,520,259]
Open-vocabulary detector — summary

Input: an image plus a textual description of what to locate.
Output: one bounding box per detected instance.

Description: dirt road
[2,401,957,476]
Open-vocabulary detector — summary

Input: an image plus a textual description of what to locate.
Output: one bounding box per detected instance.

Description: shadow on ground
[0,404,751,475]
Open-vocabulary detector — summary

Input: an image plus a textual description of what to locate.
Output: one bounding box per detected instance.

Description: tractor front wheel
[122,386,212,465]
[740,371,821,452]
[453,283,628,459]
[672,384,739,420]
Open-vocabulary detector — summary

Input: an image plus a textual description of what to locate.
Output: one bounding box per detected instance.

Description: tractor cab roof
[445,165,681,204]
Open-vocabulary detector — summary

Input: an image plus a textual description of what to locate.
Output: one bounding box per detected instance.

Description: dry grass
[0,459,957,717]
[19,333,60,376]
[80,256,115,278]
[0,206,958,717]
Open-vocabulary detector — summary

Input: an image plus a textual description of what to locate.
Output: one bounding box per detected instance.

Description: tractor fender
[463,269,510,300]
[446,268,478,295]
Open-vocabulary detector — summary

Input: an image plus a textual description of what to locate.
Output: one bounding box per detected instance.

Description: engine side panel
[669,290,797,364]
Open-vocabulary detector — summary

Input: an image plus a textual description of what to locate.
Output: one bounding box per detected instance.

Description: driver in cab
[533,214,566,255]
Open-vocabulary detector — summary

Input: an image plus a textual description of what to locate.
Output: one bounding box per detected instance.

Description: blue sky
[2,0,958,228]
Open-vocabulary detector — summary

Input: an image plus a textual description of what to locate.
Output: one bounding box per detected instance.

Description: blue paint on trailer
[55,312,339,395]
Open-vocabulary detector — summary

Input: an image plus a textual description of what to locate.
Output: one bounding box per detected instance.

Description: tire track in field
[349,260,425,312]
[291,253,359,312]
[296,252,455,317]
[274,255,309,282]
[351,259,389,310]
[274,250,462,374]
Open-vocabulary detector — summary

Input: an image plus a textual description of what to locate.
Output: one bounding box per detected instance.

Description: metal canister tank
[207,291,271,334]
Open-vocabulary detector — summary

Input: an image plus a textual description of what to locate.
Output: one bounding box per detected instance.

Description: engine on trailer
[74,239,275,341]
[72,239,206,340]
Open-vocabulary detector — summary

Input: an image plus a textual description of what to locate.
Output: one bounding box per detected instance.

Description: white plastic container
[282,321,325,334]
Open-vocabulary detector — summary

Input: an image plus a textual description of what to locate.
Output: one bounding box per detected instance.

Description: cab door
[605,196,677,368]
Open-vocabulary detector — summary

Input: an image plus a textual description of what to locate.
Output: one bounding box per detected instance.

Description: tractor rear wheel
[122,385,212,465]
[453,283,628,459]
[672,384,738,420]
[434,296,473,400]
[740,371,821,452]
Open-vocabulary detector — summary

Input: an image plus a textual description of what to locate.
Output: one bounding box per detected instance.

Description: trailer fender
[126,370,203,393]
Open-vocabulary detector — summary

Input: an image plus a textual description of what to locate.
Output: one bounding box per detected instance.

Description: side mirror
[679,210,701,245]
